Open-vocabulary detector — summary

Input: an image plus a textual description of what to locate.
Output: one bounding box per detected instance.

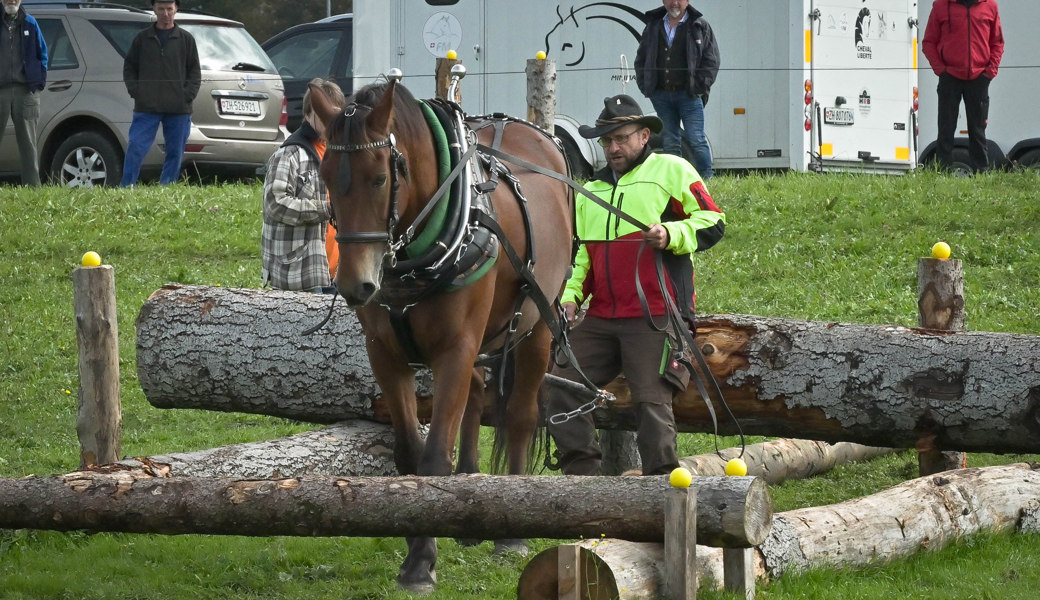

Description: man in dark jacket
[634,0,720,179]
[121,0,201,186]
[922,0,1004,173]
[0,0,48,186]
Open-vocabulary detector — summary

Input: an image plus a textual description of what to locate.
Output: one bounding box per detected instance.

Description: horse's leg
[456,367,485,475]
[398,333,483,592]
[493,321,553,557]
[454,367,487,548]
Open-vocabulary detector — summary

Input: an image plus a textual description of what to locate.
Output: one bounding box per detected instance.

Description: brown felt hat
[578,94,663,139]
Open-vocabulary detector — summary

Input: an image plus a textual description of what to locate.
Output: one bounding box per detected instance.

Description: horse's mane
[329,82,429,147]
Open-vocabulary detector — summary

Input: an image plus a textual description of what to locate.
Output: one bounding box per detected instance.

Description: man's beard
[3,3,19,17]
[668,8,684,19]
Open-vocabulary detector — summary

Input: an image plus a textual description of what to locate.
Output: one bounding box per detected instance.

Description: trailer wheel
[949,148,974,177]
[559,134,593,181]
[1016,149,1040,171]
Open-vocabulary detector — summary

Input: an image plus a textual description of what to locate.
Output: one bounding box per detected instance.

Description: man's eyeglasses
[598,129,641,148]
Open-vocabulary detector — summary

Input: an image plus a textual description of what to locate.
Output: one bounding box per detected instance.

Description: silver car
[0,3,288,186]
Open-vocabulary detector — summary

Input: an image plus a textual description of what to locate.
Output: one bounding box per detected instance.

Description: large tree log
[0,473,771,547]
[680,439,896,484]
[117,421,399,478]
[517,463,1040,599]
[137,285,1040,453]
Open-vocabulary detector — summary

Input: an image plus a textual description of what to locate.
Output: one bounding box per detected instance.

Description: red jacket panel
[922,0,1004,80]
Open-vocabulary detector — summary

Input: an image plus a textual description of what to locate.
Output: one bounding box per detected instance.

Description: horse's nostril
[358,282,377,302]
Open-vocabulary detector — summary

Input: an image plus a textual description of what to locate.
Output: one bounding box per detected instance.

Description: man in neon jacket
[547,95,725,476]
[922,0,1004,173]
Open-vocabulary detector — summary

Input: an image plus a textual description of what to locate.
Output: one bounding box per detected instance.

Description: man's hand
[643,224,670,250]
[562,302,578,324]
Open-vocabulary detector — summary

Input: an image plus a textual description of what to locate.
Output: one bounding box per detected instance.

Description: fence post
[436,57,461,102]
[723,548,756,600]
[525,57,556,132]
[557,543,581,600]
[916,255,966,476]
[72,264,122,468]
[664,486,697,600]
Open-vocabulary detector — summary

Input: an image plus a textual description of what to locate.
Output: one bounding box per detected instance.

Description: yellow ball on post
[81,251,102,267]
[536,51,547,60]
[445,49,457,60]
[669,467,693,488]
[931,241,951,260]
[725,458,748,476]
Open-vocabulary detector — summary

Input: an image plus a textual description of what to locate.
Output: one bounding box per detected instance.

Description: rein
[480,143,745,459]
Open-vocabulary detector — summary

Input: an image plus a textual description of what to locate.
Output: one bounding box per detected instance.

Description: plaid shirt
[261,132,332,291]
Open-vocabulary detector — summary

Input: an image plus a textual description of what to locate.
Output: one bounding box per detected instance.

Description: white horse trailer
[917,0,1040,170]
[352,0,918,173]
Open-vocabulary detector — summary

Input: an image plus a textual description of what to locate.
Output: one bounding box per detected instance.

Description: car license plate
[219,98,261,116]
[824,107,855,125]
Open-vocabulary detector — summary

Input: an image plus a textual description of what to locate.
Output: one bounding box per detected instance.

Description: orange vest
[312,139,339,280]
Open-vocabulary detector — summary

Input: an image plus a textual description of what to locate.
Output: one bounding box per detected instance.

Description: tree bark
[0,473,771,547]
[73,265,122,468]
[526,58,556,132]
[679,439,896,484]
[137,285,1040,453]
[518,463,1040,598]
[117,421,399,478]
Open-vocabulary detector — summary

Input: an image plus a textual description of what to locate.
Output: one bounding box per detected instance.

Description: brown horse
[308,80,573,593]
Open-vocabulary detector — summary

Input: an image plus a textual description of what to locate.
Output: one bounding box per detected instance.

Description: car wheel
[948,148,974,177]
[1016,148,1040,171]
[50,131,123,188]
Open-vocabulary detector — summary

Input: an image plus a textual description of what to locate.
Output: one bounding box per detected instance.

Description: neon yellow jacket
[563,151,725,319]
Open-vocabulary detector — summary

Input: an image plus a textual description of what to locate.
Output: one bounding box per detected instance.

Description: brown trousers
[546,316,680,476]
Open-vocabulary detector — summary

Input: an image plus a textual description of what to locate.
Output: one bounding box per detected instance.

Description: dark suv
[261,14,352,132]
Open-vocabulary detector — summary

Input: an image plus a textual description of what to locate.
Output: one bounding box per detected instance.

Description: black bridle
[325,103,405,253]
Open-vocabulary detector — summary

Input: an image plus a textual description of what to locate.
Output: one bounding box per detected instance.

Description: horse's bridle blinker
[327,103,405,256]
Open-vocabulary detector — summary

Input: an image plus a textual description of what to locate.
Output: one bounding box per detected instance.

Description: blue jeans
[120,112,192,186]
[649,90,713,179]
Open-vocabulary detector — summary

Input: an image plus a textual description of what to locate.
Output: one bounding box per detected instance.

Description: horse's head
[311,80,409,307]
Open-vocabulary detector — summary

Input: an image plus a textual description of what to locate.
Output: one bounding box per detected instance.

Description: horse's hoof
[493,539,530,557]
[454,538,484,547]
[397,569,436,596]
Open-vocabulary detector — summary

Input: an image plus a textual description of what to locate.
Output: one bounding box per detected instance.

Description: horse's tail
[488,354,546,475]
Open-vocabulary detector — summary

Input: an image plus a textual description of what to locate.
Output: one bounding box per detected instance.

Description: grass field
[2,171,1039,599]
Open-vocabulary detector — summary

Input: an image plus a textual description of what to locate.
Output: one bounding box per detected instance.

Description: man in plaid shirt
[261,79,345,292]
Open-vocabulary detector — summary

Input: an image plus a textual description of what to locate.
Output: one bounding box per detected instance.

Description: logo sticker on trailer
[423,12,463,58]
[859,89,872,115]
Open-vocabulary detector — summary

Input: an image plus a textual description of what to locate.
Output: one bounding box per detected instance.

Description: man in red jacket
[922,0,1004,173]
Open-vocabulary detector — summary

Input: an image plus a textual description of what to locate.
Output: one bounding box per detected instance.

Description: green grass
[3,171,1040,598]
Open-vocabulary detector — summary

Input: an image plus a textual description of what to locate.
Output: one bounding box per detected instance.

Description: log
[0,473,770,547]
[117,421,399,478]
[680,439,896,485]
[518,463,1040,598]
[136,285,1040,453]
[73,265,122,467]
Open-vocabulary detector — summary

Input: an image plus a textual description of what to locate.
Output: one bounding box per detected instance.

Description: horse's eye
[373,174,388,188]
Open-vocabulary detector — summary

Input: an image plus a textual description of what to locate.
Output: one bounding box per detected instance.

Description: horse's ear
[308,84,340,130]
[366,80,397,135]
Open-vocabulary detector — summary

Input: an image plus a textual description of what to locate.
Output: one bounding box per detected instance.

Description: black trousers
[936,73,991,172]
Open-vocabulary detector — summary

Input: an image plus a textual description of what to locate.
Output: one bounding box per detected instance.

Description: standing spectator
[0,0,47,186]
[261,79,346,293]
[634,0,720,179]
[922,0,1004,174]
[120,0,200,186]
[546,95,725,476]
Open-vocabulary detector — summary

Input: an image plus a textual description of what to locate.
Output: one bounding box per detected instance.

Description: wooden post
[916,256,966,476]
[435,57,461,102]
[72,265,121,468]
[723,548,756,600]
[557,543,581,600]
[664,486,697,600]
[526,57,556,132]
